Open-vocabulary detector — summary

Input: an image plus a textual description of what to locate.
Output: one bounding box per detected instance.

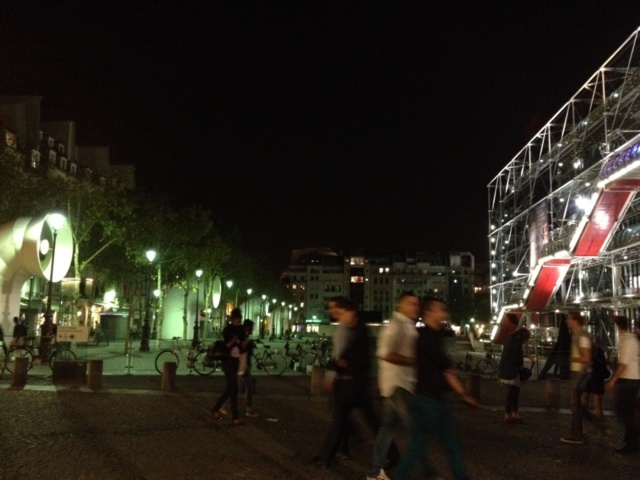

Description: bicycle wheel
[300,353,316,375]
[475,359,496,378]
[49,348,78,369]
[262,352,287,376]
[155,350,179,374]
[5,346,34,373]
[192,351,218,376]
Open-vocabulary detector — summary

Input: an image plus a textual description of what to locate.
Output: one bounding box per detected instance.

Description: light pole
[271,298,277,337]
[41,213,66,360]
[225,280,233,318]
[259,294,268,338]
[192,269,203,347]
[245,288,252,319]
[140,249,156,352]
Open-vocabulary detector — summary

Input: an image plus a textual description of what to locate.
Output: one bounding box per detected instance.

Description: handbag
[519,363,534,383]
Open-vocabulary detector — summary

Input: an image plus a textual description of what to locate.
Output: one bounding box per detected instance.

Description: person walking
[539,319,571,379]
[316,297,380,468]
[393,297,479,480]
[606,315,640,454]
[560,311,607,445]
[366,292,419,480]
[211,308,247,426]
[498,328,532,424]
[10,316,26,348]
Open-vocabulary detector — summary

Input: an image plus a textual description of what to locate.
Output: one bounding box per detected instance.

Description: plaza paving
[0,340,638,479]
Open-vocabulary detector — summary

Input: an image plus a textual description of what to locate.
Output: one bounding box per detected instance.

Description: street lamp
[260,294,268,338]
[271,298,277,337]
[225,280,233,317]
[40,213,66,360]
[245,288,252,319]
[192,269,203,347]
[140,249,156,352]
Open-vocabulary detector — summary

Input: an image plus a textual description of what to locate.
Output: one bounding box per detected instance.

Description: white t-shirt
[618,332,640,380]
[570,329,591,373]
[376,312,418,397]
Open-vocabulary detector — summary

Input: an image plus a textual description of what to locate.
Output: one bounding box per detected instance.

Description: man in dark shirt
[394,297,478,480]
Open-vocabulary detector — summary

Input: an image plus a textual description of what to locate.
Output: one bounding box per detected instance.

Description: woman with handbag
[498,328,532,424]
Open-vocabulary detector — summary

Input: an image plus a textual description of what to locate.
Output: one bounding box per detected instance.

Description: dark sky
[2,1,640,275]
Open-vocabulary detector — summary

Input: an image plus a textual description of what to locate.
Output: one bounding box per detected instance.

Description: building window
[70,162,77,175]
[49,150,56,165]
[350,276,364,283]
[58,144,65,154]
[47,136,54,147]
[60,157,68,171]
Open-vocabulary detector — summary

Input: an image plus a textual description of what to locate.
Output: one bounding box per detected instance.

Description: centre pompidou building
[488,27,640,350]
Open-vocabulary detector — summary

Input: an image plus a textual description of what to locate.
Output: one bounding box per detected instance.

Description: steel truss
[488,27,640,331]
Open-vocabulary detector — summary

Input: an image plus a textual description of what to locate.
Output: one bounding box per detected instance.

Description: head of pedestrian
[331,297,358,326]
[230,308,242,325]
[243,319,254,335]
[565,311,585,331]
[328,296,347,322]
[421,296,447,329]
[611,315,629,332]
[396,291,420,321]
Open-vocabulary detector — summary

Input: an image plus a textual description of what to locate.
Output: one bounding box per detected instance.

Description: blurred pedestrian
[606,315,640,454]
[222,319,259,418]
[366,292,419,480]
[393,297,479,480]
[498,328,533,424]
[560,311,607,445]
[581,340,610,434]
[316,297,379,468]
[539,318,571,379]
[211,308,246,426]
[10,316,26,347]
[0,323,6,356]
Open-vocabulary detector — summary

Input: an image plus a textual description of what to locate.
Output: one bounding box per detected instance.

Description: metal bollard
[161,361,177,392]
[310,366,325,396]
[465,373,481,402]
[11,356,29,388]
[87,359,103,390]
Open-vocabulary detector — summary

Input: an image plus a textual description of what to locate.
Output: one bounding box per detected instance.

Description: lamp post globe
[192,269,203,347]
[139,249,156,352]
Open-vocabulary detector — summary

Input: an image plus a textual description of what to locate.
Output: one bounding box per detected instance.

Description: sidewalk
[1,371,638,480]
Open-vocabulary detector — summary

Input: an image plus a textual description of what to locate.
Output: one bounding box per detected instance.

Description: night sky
[2,1,640,275]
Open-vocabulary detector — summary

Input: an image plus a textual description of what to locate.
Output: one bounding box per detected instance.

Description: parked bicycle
[300,338,331,375]
[4,340,77,373]
[252,344,287,376]
[154,337,219,375]
[475,350,500,379]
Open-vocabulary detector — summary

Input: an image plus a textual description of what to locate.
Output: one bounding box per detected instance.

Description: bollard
[161,362,177,392]
[11,356,29,388]
[87,359,103,390]
[465,373,481,402]
[310,366,325,396]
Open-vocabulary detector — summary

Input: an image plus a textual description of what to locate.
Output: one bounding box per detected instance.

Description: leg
[436,399,469,480]
[615,380,640,449]
[318,379,354,465]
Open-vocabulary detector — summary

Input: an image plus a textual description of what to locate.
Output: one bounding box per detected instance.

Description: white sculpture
[0,214,73,341]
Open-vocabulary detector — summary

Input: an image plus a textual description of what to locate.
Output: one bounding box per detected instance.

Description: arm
[377,322,416,366]
[379,351,416,366]
[443,369,479,408]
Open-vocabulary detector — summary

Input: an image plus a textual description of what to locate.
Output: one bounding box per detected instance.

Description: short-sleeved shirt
[570,329,591,373]
[618,332,640,380]
[376,312,418,397]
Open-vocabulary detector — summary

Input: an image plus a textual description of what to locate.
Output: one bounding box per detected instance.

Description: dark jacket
[329,318,372,380]
[498,334,524,380]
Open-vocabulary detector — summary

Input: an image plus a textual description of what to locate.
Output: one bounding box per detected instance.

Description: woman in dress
[498,328,532,424]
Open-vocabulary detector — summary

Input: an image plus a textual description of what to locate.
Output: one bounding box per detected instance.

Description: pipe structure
[0,214,73,342]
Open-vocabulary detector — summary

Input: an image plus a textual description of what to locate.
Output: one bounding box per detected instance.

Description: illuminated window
[30,150,40,169]
[49,150,56,164]
[350,276,364,283]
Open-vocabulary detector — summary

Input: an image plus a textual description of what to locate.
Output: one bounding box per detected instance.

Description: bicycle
[300,339,331,375]
[252,344,287,376]
[474,350,500,379]
[154,337,219,375]
[4,340,77,373]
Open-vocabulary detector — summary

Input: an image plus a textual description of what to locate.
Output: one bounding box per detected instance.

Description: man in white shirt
[606,315,640,454]
[366,292,420,480]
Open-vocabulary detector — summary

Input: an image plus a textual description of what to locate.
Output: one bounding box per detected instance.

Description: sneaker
[366,469,391,480]
[246,410,260,418]
[219,407,228,415]
[560,436,585,445]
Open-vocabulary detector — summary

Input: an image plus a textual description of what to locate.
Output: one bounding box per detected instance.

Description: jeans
[367,387,411,476]
[212,357,240,419]
[614,379,640,448]
[238,370,255,409]
[394,395,468,480]
[569,371,601,439]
